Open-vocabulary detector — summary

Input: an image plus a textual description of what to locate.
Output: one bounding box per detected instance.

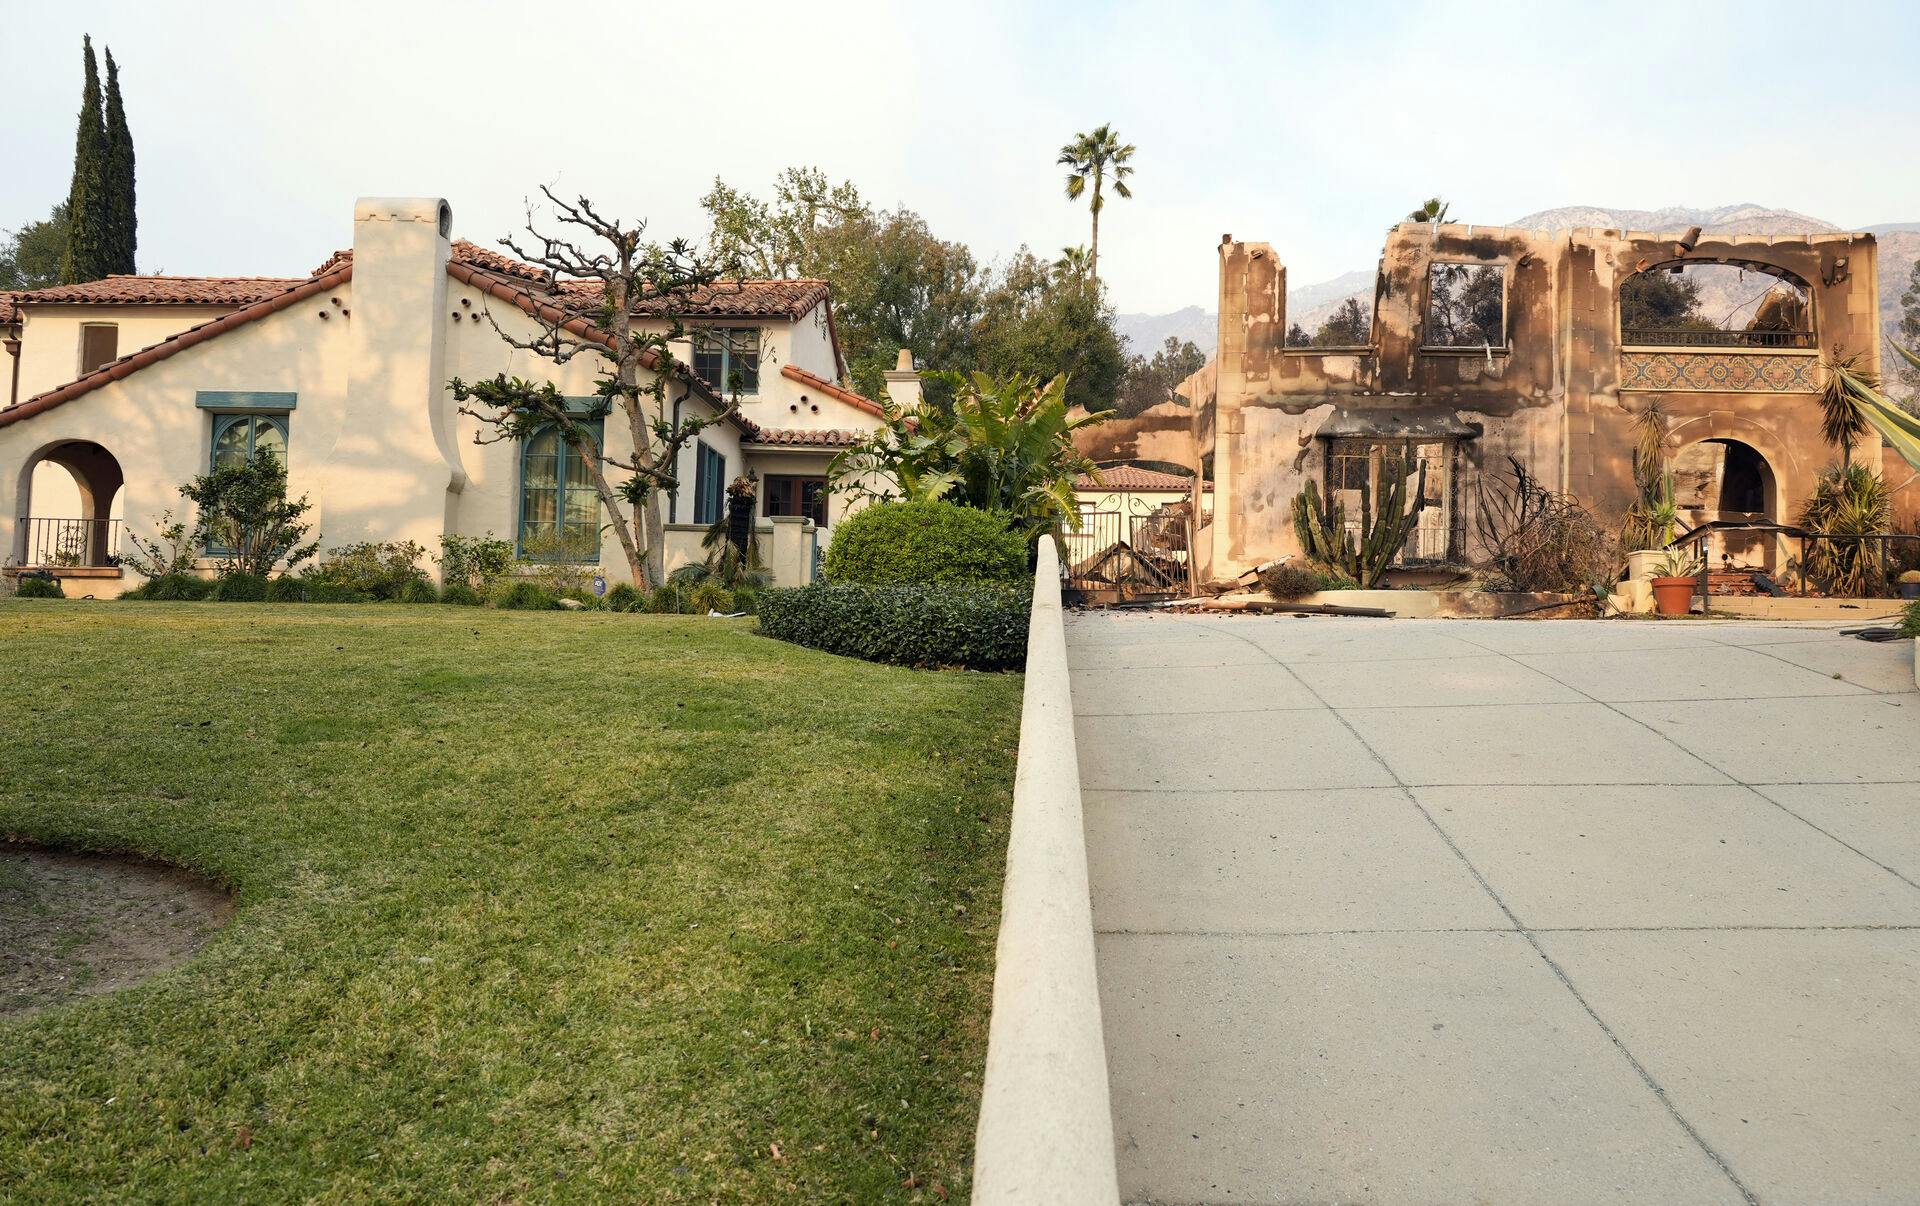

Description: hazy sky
[6,0,1919,316]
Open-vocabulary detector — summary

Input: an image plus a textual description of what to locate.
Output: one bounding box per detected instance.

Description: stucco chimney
[328,197,459,551]
[882,346,922,412]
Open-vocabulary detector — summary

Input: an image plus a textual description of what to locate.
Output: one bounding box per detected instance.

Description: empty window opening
[1423,264,1506,349]
[1325,438,1455,563]
[1285,297,1372,348]
[1619,263,1812,349]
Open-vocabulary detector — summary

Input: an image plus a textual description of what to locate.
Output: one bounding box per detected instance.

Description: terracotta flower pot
[1650,576,1696,617]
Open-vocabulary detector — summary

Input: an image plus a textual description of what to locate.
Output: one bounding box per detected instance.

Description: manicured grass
[0,601,1022,1202]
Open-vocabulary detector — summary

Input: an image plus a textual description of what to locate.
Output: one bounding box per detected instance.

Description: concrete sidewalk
[1070,613,1920,1205]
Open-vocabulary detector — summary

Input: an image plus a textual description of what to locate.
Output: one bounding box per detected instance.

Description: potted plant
[1900,569,1920,601]
[1649,547,1702,617]
[1623,402,1677,585]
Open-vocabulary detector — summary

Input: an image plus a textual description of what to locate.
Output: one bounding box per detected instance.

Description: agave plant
[829,371,1108,540]
[1797,463,1893,597]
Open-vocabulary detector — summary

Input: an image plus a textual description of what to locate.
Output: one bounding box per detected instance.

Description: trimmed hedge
[823,501,1029,586]
[757,583,1029,670]
[15,574,64,599]
[124,573,215,601]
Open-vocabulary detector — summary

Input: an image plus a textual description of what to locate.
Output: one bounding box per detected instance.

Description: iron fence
[1620,327,1815,350]
[16,516,123,569]
[1061,502,1194,603]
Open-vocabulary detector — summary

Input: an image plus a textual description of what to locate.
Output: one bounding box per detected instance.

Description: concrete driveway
[1069,612,1920,1206]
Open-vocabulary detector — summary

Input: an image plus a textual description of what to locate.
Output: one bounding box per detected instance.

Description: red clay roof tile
[1076,466,1211,492]
[778,364,883,417]
[11,275,308,307]
[745,427,862,447]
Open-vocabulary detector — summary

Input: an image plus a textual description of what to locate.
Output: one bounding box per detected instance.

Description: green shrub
[15,574,64,599]
[439,582,482,607]
[125,572,214,601]
[1899,599,1920,639]
[823,501,1029,586]
[646,584,683,614]
[304,581,373,604]
[495,580,558,611]
[437,533,516,592]
[687,581,737,614]
[303,541,428,600]
[757,583,1029,670]
[396,578,440,605]
[265,576,308,603]
[605,582,642,612]
[211,572,270,602]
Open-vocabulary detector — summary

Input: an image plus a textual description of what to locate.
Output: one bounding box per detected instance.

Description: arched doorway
[1670,436,1780,569]
[17,441,125,568]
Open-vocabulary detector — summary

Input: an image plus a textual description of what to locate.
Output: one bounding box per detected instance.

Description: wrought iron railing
[16,517,122,569]
[1621,327,1816,350]
[1671,521,1920,601]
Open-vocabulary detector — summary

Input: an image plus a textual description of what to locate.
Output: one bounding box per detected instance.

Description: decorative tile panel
[1619,351,1820,393]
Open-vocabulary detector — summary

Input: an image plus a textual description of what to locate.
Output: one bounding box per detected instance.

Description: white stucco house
[0,197,916,596]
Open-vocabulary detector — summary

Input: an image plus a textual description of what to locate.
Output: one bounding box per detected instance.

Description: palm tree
[1052,245,1091,283]
[1408,197,1451,224]
[1818,352,1878,468]
[1057,124,1135,285]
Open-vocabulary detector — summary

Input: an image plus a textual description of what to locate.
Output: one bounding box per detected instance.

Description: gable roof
[556,277,833,320]
[778,364,884,418]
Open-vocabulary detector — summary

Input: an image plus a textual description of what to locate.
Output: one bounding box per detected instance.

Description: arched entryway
[15,440,126,568]
[1670,436,1781,570]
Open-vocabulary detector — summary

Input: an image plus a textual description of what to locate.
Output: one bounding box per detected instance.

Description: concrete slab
[1074,708,1394,792]
[1230,621,1492,664]
[1539,929,1920,1206]
[1069,661,1322,716]
[1341,701,1732,786]
[1099,931,1748,1206]
[1511,642,1871,702]
[1729,636,1920,695]
[1417,784,1920,928]
[1084,788,1511,933]
[1753,782,1920,886]
[1620,694,1920,784]
[1440,619,1723,655]
[1290,652,1586,708]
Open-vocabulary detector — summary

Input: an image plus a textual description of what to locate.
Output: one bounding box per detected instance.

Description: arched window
[1619,262,1812,349]
[518,423,602,561]
[211,413,287,470]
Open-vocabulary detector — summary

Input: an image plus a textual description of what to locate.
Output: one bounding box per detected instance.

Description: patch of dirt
[1,844,233,1021]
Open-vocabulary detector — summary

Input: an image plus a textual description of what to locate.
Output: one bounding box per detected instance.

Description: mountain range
[1117,205,1918,360]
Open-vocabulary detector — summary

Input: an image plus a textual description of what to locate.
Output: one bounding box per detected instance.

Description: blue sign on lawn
[592,576,607,597]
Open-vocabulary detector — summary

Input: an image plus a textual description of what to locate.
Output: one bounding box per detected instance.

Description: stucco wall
[12,304,237,403]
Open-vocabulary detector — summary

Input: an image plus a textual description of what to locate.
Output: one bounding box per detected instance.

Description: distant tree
[1052,245,1091,283]
[0,206,69,291]
[1057,124,1135,285]
[974,250,1126,413]
[62,36,113,285]
[1898,258,1920,394]
[1312,297,1370,346]
[1619,269,1711,332]
[1407,197,1450,224]
[1285,322,1312,348]
[1116,335,1207,417]
[102,46,136,274]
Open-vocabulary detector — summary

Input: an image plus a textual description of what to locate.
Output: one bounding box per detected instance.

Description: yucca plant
[1621,399,1674,551]
[1797,463,1892,597]
[1818,352,1879,466]
[1291,458,1429,589]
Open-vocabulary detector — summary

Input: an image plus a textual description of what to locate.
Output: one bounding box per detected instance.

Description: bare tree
[450,188,745,589]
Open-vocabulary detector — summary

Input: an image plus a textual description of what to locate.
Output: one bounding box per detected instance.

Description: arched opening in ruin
[1671,436,1782,571]
[1619,261,1814,350]
[15,440,127,568]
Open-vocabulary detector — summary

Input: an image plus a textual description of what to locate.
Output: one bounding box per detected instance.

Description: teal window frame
[692,441,727,526]
[692,326,760,395]
[517,418,605,562]
[205,412,290,555]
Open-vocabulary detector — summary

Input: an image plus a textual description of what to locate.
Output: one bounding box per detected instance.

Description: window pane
[252,418,287,464]
[731,328,759,392]
[214,418,251,469]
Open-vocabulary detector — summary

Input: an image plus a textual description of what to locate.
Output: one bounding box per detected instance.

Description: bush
[1257,562,1321,600]
[646,584,683,614]
[125,572,214,601]
[395,578,440,605]
[439,581,482,607]
[687,581,737,614]
[211,572,270,602]
[438,533,516,592]
[823,501,1029,586]
[306,581,373,603]
[15,574,64,599]
[1900,599,1920,639]
[265,576,308,603]
[757,583,1029,670]
[304,541,429,600]
[495,580,559,611]
[605,582,642,612]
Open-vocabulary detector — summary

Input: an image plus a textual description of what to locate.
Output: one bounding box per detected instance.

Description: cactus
[1291,457,1429,588]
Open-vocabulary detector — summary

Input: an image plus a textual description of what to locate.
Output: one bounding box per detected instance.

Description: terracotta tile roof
[0,294,17,326]
[310,240,551,283]
[11,274,307,307]
[779,364,884,417]
[745,427,862,447]
[0,266,351,428]
[1076,466,1211,492]
[558,277,831,320]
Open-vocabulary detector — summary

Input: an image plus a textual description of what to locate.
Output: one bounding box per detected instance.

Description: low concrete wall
[661,517,816,587]
[973,539,1119,1205]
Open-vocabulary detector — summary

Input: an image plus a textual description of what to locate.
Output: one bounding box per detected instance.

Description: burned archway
[15,440,126,568]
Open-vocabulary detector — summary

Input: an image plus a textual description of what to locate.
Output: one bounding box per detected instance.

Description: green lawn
[0,601,1022,1202]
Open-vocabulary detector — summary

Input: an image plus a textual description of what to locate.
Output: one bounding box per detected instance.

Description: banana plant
[1291,457,1429,588]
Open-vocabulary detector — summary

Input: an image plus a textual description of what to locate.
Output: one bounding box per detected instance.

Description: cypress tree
[61,35,112,284]
[103,47,137,275]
